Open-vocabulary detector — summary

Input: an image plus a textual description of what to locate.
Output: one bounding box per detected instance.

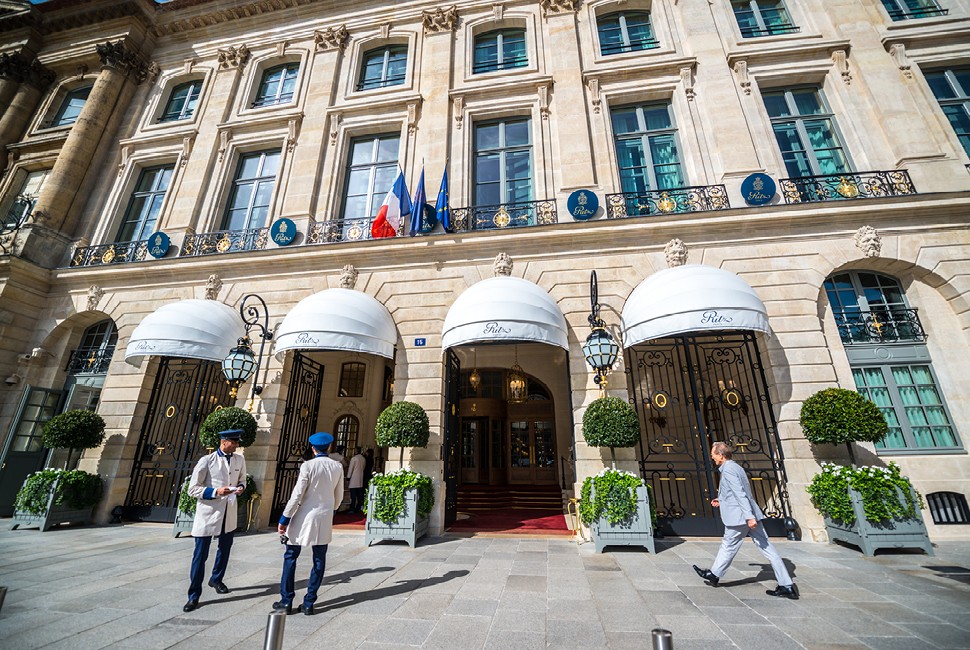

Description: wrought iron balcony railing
[834,308,926,345]
[473,56,529,74]
[779,170,916,204]
[886,5,947,20]
[605,185,729,219]
[306,217,381,245]
[450,199,557,232]
[356,74,406,91]
[601,37,660,55]
[180,227,268,257]
[740,24,800,38]
[65,348,114,374]
[70,240,150,267]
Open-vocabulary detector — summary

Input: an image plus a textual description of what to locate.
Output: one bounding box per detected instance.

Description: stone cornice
[725,39,852,69]
[154,0,317,37]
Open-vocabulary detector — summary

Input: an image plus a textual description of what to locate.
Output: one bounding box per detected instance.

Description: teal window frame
[115,165,174,242]
[763,87,851,178]
[473,118,533,206]
[160,80,202,122]
[358,46,408,91]
[880,0,947,20]
[611,102,685,193]
[222,149,281,231]
[253,63,299,107]
[597,11,659,56]
[926,68,970,158]
[731,0,799,38]
[474,29,528,73]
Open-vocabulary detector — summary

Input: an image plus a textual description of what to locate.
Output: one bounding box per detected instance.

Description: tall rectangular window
[222,149,280,231]
[253,63,299,107]
[115,165,174,242]
[612,103,684,192]
[51,85,92,127]
[358,46,407,91]
[597,11,658,55]
[474,118,532,206]
[160,80,202,122]
[880,0,947,20]
[926,69,970,158]
[3,169,49,228]
[474,29,527,73]
[343,135,400,219]
[731,0,798,38]
[763,88,851,177]
[339,362,366,398]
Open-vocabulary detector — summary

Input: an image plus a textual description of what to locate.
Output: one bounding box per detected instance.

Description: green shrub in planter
[366,469,434,524]
[14,468,103,515]
[179,473,257,517]
[375,401,430,465]
[800,388,888,464]
[579,468,655,526]
[582,396,640,466]
[199,407,257,449]
[807,462,923,525]
[42,409,106,468]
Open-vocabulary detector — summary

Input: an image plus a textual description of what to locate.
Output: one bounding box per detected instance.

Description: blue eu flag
[435,167,451,232]
[409,165,427,237]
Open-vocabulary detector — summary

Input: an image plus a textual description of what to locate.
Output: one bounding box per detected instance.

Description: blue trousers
[188,531,234,601]
[280,544,328,606]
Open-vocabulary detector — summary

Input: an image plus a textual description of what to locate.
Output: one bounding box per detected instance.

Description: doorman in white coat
[183,428,247,612]
[692,441,799,599]
[274,431,344,615]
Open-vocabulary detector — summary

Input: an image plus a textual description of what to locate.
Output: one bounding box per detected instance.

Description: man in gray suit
[693,441,799,599]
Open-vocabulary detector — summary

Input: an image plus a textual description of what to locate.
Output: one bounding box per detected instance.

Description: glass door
[461,417,487,484]
[508,419,557,484]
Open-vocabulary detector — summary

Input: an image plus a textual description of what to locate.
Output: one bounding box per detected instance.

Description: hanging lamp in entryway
[469,347,481,393]
[508,344,527,403]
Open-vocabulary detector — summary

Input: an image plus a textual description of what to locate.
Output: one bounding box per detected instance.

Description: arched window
[357,46,407,91]
[823,271,960,452]
[66,320,118,375]
[160,80,202,122]
[253,63,300,107]
[334,414,360,453]
[597,11,658,56]
[50,85,92,127]
[473,28,527,73]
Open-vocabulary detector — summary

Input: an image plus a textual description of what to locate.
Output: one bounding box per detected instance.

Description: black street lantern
[222,293,273,409]
[582,270,620,393]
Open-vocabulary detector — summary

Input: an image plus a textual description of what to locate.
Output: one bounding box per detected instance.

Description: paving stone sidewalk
[0,523,968,649]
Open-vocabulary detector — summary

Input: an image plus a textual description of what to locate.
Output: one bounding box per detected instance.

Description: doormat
[446,510,573,536]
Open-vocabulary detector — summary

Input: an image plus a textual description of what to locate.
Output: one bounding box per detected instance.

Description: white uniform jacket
[188,450,246,537]
[282,455,344,546]
[347,454,365,489]
[716,459,766,527]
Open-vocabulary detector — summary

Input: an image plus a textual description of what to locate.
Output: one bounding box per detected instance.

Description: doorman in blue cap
[183,428,247,612]
[273,431,344,615]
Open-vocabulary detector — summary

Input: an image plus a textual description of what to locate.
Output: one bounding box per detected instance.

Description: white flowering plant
[806,461,923,525]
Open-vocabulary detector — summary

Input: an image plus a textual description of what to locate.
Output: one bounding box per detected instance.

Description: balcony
[306,217,380,245]
[886,5,947,20]
[450,200,558,232]
[605,185,729,219]
[740,24,800,38]
[65,348,113,374]
[181,227,268,257]
[779,170,916,204]
[834,308,927,345]
[71,240,149,267]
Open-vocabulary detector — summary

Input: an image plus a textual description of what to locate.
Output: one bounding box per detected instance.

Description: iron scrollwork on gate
[627,332,793,537]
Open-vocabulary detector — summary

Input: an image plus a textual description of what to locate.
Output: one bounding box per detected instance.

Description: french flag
[371,169,412,239]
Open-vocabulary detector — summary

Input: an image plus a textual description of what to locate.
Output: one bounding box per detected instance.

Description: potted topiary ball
[199,406,258,449]
[42,409,107,469]
[367,401,433,548]
[580,396,654,553]
[801,387,932,556]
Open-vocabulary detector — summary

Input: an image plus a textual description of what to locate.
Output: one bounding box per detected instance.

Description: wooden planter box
[824,486,934,556]
[590,485,656,554]
[364,485,429,548]
[10,478,94,532]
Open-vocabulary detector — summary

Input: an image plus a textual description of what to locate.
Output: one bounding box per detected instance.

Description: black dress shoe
[182,599,199,612]
[299,603,315,616]
[766,584,799,600]
[208,580,230,594]
[692,565,720,586]
[272,601,293,614]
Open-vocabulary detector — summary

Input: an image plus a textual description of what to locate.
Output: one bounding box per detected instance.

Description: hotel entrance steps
[456,484,566,512]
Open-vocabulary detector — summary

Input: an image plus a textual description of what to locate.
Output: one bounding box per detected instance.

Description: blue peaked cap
[309,432,334,448]
[219,429,243,440]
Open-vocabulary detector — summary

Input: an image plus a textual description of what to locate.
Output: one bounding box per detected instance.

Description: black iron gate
[125,358,231,522]
[627,332,792,537]
[271,352,324,521]
[443,349,461,526]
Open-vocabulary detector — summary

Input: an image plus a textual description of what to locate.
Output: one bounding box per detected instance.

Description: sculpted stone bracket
[493,252,513,277]
[733,60,751,95]
[453,95,464,129]
[539,0,580,16]
[422,6,458,34]
[96,40,151,84]
[832,49,851,85]
[314,25,350,51]
[538,84,550,119]
[340,264,359,289]
[180,135,196,167]
[681,65,695,101]
[87,285,104,312]
[407,102,420,134]
[287,116,302,152]
[889,44,913,80]
[205,274,223,301]
[218,44,251,70]
[329,112,342,145]
[855,226,881,258]
[218,129,232,162]
[665,239,689,268]
[587,78,601,113]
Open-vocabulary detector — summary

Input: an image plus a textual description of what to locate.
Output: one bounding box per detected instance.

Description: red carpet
[332,511,365,529]
[447,509,573,535]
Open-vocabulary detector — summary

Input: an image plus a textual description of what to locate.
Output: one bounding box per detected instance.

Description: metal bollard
[263,610,286,650]
[651,628,673,650]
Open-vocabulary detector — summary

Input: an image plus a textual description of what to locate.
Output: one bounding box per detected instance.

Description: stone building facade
[1,0,968,541]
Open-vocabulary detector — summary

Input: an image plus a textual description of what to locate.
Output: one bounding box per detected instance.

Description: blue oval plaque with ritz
[271,218,297,246]
[741,173,776,206]
[567,189,599,221]
[147,231,170,259]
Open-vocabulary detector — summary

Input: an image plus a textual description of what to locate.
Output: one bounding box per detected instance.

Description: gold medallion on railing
[493,206,511,228]
[835,176,859,198]
[656,192,677,213]
[101,247,116,264]
[347,224,363,240]
[216,234,232,252]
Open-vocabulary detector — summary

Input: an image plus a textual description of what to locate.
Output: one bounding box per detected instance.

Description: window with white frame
[253,63,300,108]
[357,46,407,91]
[334,414,360,453]
[731,0,799,38]
[159,80,202,122]
[612,103,685,192]
[925,68,970,158]
[762,87,851,178]
[880,0,947,21]
[115,165,173,242]
[473,28,528,73]
[342,134,400,220]
[597,11,659,56]
[339,362,366,398]
[474,118,533,206]
[222,149,281,231]
[3,169,49,228]
[49,85,92,127]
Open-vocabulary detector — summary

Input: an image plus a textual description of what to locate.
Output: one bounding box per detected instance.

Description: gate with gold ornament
[124,358,232,522]
[626,332,793,537]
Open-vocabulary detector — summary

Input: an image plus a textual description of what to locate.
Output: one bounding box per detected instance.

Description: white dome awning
[125,299,245,367]
[274,288,397,360]
[442,276,569,350]
[621,265,770,347]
